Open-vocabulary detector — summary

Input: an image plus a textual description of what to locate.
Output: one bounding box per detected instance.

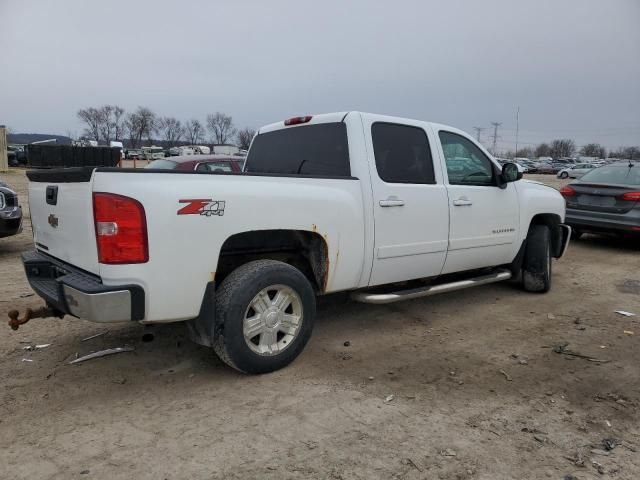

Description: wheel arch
[215,229,330,293]
[529,213,564,257]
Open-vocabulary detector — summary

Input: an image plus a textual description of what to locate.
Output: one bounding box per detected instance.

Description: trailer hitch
[8,306,63,331]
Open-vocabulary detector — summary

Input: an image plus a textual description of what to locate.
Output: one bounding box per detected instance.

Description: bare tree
[580,143,606,159]
[111,105,126,140]
[610,146,640,160]
[534,143,551,158]
[206,112,236,144]
[158,117,184,147]
[98,105,115,143]
[77,107,102,142]
[125,107,158,148]
[514,147,533,158]
[549,139,576,159]
[184,119,205,145]
[236,127,256,150]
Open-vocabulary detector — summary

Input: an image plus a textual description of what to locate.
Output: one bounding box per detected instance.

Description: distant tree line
[76,105,256,150]
[506,139,639,160]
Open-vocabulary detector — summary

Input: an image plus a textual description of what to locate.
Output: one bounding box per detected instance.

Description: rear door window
[245,123,350,176]
[371,123,435,184]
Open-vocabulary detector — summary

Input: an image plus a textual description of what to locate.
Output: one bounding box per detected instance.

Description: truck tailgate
[28,170,100,275]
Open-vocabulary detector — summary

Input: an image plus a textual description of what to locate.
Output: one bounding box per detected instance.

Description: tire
[213,259,316,374]
[560,171,569,179]
[572,229,583,240]
[522,224,552,293]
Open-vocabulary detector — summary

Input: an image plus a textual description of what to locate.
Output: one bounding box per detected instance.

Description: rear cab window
[244,123,350,177]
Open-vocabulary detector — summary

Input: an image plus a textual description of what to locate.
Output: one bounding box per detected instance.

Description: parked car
[557,163,597,179]
[0,181,23,238]
[125,149,141,160]
[21,112,570,373]
[7,145,27,167]
[534,162,557,174]
[560,162,640,237]
[146,154,244,172]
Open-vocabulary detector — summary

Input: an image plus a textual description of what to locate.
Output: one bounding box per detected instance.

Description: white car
[22,112,570,373]
[557,163,597,179]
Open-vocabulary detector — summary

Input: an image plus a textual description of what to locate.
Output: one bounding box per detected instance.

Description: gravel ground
[1,170,638,480]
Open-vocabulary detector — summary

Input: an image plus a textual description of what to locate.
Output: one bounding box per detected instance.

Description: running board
[351,269,512,305]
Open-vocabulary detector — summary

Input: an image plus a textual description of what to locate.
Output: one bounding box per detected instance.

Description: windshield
[146,159,178,169]
[245,123,350,176]
[579,164,639,186]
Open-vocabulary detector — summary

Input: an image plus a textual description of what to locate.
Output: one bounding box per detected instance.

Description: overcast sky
[1,0,639,151]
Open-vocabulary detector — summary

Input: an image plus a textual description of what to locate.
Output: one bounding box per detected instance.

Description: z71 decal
[178,199,226,217]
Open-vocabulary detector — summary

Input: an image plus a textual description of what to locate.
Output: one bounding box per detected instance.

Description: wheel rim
[243,284,303,356]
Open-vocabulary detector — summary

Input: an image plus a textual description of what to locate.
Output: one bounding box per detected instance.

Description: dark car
[145,154,244,173]
[0,181,23,238]
[560,162,640,237]
[7,145,27,167]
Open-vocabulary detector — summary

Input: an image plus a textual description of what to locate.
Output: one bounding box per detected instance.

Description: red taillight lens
[619,191,640,202]
[93,192,148,264]
[560,186,576,197]
[284,115,312,126]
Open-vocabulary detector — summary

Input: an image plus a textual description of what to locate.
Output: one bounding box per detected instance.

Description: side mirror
[501,162,522,183]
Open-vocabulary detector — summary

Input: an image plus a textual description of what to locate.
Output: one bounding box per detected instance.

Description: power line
[490,122,502,154]
[472,126,485,142]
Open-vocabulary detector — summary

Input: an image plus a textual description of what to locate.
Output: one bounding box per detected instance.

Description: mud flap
[184,282,217,347]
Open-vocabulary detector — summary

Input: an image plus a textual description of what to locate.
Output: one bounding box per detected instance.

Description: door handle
[379,198,405,207]
[453,197,473,206]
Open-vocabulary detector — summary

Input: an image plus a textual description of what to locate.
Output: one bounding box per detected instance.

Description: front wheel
[559,171,569,179]
[522,224,552,293]
[213,260,316,374]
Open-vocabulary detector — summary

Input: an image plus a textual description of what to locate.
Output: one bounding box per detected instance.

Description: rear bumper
[22,250,145,322]
[566,208,640,234]
[0,207,23,238]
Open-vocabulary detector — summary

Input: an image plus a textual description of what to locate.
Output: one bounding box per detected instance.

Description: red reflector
[620,191,640,202]
[93,192,148,264]
[559,186,576,197]
[284,115,312,126]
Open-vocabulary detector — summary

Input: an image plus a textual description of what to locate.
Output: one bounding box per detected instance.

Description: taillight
[619,191,640,202]
[284,116,312,126]
[93,192,148,264]
[559,186,576,197]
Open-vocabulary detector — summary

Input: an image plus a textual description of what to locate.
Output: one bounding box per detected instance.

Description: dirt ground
[1,170,639,480]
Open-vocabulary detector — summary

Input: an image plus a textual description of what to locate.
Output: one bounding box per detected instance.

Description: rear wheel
[560,171,569,179]
[213,260,316,374]
[522,224,552,293]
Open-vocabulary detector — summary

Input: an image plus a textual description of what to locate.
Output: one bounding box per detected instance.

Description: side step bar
[351,269,512,305]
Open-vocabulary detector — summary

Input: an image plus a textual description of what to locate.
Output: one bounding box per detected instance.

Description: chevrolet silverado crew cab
[21,112,570,373]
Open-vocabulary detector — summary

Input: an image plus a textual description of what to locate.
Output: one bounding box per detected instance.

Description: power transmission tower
[473,126,485,143]
[490,122,502,155]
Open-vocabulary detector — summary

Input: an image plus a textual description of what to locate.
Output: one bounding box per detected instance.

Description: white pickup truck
[20,112,570,373]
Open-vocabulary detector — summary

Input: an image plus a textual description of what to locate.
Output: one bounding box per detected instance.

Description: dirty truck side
[19,112,570,373]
